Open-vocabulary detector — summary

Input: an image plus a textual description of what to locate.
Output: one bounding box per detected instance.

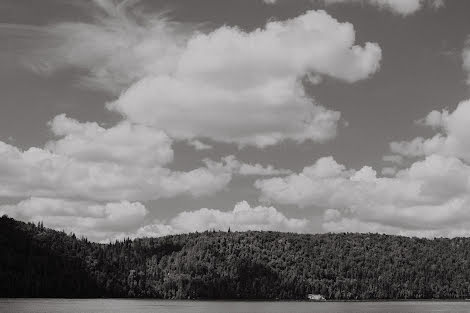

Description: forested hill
[2,215,470,300]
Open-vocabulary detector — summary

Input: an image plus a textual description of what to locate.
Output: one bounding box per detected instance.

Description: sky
[1,0,470,242]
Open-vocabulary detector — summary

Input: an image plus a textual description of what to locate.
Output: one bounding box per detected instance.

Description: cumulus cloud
[282,100,470,236]
[204,155,292,176]
[256,156,373,209]
[0,123,232,201]
[108,10,380,147]
[255,153,470,237]
[0,198,148,242]
[0,116,295,202]
[390,137,429,158]
[126,201,309,240]
[390,100,470,162]
[1,199,307,242]
[46,114,174,166]
[20,2,381,147]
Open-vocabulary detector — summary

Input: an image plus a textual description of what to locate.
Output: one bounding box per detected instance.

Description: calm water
[2,299,470,313]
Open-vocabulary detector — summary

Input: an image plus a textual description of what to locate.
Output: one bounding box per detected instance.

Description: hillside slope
[1,215,470,299]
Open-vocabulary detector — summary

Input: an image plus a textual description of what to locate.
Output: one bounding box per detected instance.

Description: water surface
[2,299,470,313]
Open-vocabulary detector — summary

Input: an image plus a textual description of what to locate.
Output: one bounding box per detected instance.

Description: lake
[2,299,470,313]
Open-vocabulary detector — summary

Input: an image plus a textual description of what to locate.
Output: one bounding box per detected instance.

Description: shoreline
[2,298,470,302]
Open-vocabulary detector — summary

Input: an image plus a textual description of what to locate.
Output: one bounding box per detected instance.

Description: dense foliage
[2,215,470,300]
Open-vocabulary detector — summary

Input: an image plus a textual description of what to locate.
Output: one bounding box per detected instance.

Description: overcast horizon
[2,0,470,242]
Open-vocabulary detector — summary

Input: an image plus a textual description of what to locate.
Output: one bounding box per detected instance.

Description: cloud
[187,140,213,151]
[0,131,232,202]
[1,199,308,242]
[126,201,309,240]
[108,10,380,147]
[0,116,294,202]
[263,0,445,16]
[390,99,470,162]
[255,156,369,209]
[46,114,173,166]
[390,137,429,158]
[0,197,148,242]
[204,155,292,176]
[381,166,397,176]
[20,2,381,147]
[17,1,190,93]
[255,152,470,237]
[322,214,470,238]
[238,163,291,176]
[463,38,470,85]
[324,0,422,15]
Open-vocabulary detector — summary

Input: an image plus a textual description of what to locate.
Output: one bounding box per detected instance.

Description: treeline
[2,215,470,300]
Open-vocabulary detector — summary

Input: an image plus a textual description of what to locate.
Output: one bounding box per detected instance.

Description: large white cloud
[1,114,292,240]
[0,114,294,202]
[255,153,470,237]
[46,114,173,166]
[255,98,470,237]
[390,99,470,162]
[108,10,380,147]
[109,75,342,148]
[0,197,148,242]
[0,125,295,240]
[0,141,232,201]
[1,199,308,242]
[255,156,417,209]
[0,116,232,201]
[21,2,381,148]
[125,201,309,240]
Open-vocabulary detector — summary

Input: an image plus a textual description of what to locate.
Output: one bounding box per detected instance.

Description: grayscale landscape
[1,0,470,312]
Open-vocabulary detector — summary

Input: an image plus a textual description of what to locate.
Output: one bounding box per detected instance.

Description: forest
[2,214,470,300]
